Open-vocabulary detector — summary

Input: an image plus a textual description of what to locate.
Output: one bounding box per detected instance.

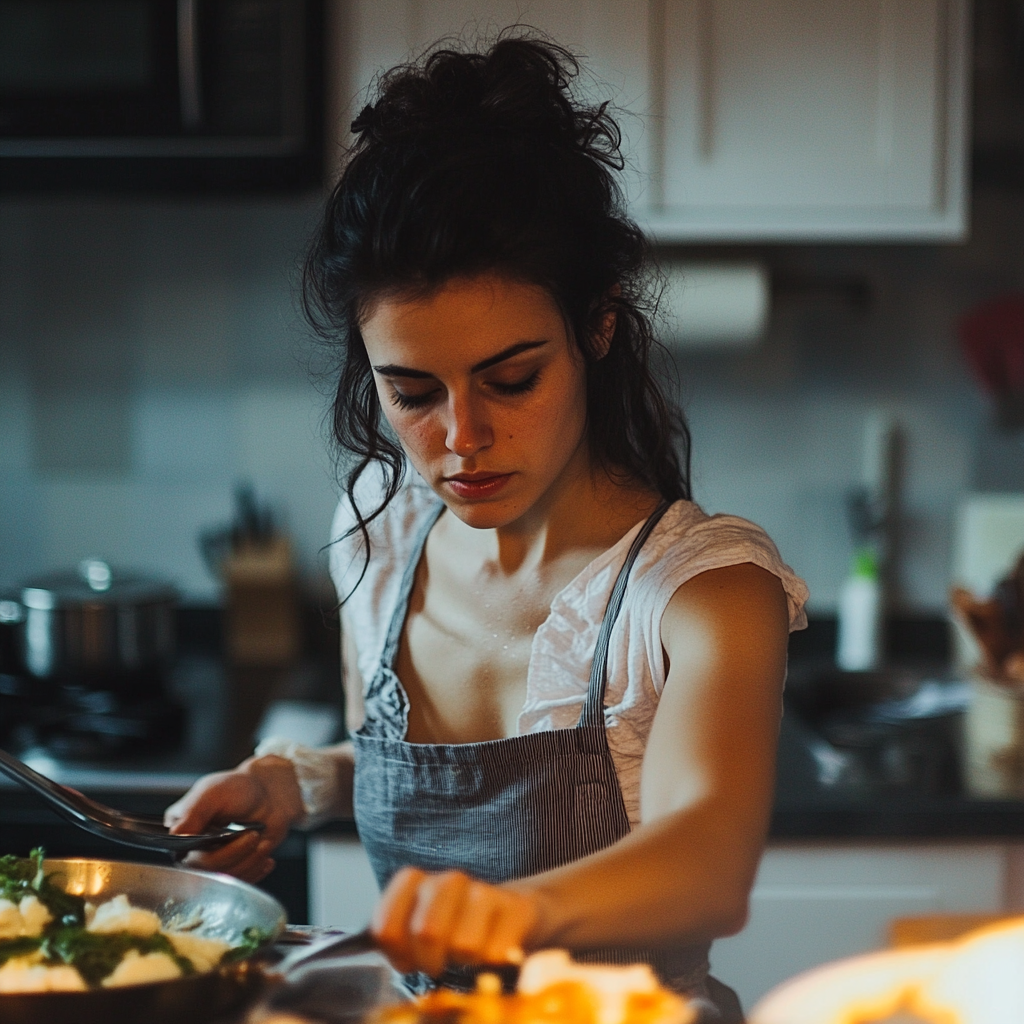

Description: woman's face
[360,274,592,530]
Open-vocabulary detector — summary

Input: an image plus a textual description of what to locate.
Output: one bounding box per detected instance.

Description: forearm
[252,739,356,823]
[508,796,770,951]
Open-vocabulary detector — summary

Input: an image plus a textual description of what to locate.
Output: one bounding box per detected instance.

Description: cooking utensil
[18,560,177,682]
[0,746,263,853]
[268,926,522,986]
[249,958,402,1024]
[0,857,286,1024]
[271,927,376,975]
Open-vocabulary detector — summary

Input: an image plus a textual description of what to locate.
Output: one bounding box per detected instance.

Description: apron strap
[578,501,671,730]
[380,500,446,667]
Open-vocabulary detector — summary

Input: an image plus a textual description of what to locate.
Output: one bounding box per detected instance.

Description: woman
[166,36,807,1020]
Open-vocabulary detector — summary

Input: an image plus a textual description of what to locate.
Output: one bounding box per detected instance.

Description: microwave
[0,0,323,191]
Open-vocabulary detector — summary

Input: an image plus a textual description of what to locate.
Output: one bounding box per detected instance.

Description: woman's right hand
[163,755,305,883]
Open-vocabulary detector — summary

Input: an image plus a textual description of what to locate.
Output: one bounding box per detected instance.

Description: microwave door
[0,0,181,139]
[0,1,322,190]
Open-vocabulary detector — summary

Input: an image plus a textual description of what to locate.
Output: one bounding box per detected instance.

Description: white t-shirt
[329,468,809,826]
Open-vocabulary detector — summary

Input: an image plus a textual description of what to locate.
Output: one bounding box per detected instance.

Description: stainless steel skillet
[0,858,287,1024]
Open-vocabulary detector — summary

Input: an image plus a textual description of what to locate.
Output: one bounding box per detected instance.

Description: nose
[444,390,492,457]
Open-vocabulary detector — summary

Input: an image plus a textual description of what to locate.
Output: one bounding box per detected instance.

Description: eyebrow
[372,340,549,378]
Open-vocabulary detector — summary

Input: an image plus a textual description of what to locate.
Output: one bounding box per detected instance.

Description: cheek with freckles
[387,413,437,465]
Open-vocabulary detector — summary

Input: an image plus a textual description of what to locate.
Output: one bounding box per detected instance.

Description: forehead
[360,275,567,363]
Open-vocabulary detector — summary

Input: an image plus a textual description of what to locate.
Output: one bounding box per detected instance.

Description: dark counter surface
[3,613,1023,843]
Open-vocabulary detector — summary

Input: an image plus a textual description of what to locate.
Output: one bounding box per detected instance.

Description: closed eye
[388,387,440,411]
[490,371,540,397]
[388,372,540,410]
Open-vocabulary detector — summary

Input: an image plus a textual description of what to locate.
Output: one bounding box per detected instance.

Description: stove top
[0,670,185,760]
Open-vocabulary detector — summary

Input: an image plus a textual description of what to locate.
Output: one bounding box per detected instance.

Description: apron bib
[351,501,741,1019]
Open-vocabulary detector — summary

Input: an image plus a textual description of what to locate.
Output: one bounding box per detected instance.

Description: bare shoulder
[660,562,789,670]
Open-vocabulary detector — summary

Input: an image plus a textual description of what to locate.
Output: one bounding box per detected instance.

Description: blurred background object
[202,483,300,668]
[659,262,770,350]
[0,0,325,192]
[952,543,1024,796]
[0,559,184,759]
[959,294,1024,429]
[836,413,903,672]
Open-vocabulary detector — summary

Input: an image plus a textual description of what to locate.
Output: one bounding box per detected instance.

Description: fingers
[165,757,303,882]
[448,882,500,963]
[179,831,265,876]
[232,850,276,885]
[407,871,471,977]
[165,770,250,834]
[372,869,538,977]
[372,867,428,973]
[479,888,533,965]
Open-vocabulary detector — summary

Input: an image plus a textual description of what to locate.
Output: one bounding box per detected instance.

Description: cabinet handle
[177,0,203,129]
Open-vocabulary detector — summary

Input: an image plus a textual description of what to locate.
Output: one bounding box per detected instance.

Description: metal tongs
[0,745,264,853]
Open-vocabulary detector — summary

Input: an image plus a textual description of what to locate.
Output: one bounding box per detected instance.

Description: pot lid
[20,559,178,609]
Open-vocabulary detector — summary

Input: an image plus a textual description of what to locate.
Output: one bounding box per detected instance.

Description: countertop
[4,613,1024,843]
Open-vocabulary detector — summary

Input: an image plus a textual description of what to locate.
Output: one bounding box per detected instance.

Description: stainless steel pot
[0,858,286,1024]
[18,560,177,681]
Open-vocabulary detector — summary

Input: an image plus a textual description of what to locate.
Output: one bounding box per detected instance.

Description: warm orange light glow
[752,916,1024,1024]
[374,952,696,1024]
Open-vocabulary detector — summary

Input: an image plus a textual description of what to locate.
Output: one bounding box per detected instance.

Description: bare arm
[372,562,789,972]
[513,561,788,946]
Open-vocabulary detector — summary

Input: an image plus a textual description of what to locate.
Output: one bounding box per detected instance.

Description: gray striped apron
[351,501,743,1021]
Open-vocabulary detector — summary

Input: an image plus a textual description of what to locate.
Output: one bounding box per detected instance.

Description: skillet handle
[271,928,377,976]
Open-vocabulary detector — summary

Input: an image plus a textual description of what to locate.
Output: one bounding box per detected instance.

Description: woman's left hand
[371,867,542,976]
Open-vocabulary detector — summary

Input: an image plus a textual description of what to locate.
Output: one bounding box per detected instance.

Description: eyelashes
[491,371,541,397]
[388,371,541,411]
[389,389,436,411]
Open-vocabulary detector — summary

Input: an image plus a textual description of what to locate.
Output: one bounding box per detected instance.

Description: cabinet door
[646,0,969,240]
[309,835,381,930]
[710,844,1006,1012]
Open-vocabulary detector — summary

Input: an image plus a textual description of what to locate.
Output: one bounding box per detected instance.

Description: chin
[442,491,536,531]
[446,501,516,530]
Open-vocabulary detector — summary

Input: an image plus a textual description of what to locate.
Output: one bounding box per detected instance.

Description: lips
[444,472,513,499]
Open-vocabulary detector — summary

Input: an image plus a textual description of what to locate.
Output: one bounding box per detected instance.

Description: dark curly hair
[303,34,690,583]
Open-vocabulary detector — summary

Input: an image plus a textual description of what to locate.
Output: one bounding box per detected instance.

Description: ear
[592,285,621,360]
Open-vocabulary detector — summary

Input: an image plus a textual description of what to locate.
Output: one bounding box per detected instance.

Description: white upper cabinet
[340,0,971,242]
[650,0,970,240]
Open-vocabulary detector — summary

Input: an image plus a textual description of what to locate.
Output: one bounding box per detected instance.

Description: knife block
[224,537,301,667]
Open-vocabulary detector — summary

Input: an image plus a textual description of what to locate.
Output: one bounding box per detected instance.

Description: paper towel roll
[660,262,770,349]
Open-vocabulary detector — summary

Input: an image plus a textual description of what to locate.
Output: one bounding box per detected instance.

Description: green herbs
[0,936,42,967]
[0,848,85,928]
[44,928,194,987]
[0,851,206,989]
[0,848,43,894]
[222,925,270,963]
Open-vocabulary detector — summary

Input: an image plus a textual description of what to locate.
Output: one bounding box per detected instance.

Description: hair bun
[352,35,622,169]
[350,103,378,137]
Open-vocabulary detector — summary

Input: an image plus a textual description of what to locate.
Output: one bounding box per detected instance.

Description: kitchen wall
[2,184,1024,611]
[670,185,1024,612]
[0,196,338,602]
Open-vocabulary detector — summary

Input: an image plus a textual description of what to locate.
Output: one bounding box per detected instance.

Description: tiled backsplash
[3,190,1024,609]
